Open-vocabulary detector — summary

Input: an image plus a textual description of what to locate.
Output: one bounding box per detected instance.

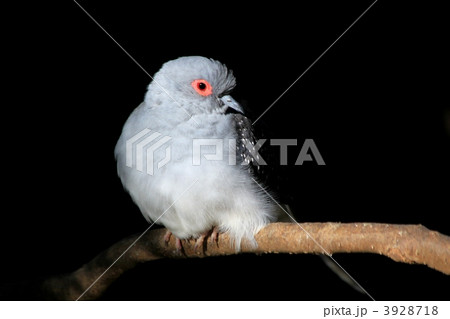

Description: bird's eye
[191,79,213,96]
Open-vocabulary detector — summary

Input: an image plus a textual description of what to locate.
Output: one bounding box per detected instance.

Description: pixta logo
[125,129,172,175]
[193,138,325,166]
[125,129,325,175]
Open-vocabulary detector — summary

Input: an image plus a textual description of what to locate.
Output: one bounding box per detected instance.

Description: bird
[115,56,278,251]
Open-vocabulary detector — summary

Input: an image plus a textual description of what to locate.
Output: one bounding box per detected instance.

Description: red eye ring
[191,79,213,96]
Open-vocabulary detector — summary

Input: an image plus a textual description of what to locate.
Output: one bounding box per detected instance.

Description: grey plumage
[115,56,278,250]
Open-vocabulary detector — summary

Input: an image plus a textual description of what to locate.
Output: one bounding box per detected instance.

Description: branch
[41,222,450,300]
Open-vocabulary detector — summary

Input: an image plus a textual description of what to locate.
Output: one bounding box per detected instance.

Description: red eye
[191,79,213,96]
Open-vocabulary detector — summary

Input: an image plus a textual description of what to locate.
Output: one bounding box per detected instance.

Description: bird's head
[145,56,243,115]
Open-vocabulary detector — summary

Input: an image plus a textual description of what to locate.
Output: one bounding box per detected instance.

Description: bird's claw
[164,229,172,244]
[165,227,221,254]
[209,226,220,246]
[194,234,206,252]
[164,230,184,253]
[194,226,221,252]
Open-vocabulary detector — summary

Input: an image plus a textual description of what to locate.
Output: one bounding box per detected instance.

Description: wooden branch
[41,222,450,300]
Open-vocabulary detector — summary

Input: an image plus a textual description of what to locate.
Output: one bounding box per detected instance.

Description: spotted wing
[232,113,263,176]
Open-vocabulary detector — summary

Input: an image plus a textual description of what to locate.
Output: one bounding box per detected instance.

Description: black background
[1,1,449,300]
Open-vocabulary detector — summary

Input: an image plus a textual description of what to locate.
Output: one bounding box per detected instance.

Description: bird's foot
[194,226,221,252]
[193,234,207,251]
[164,227,221,254]
[164,230,183,252]
[210,226,220,244]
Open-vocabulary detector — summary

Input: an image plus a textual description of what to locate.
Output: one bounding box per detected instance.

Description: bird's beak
[219,95,244,114]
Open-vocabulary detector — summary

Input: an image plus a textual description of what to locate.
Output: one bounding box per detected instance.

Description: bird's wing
[232,113,262,175]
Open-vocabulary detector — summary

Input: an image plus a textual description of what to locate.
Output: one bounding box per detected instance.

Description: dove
[115,56,277,251]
